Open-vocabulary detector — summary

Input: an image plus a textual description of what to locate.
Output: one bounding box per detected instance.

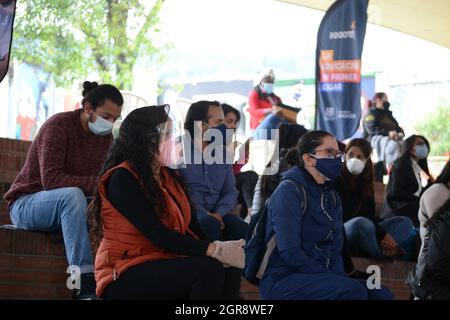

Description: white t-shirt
[418,183,450,255]
[411,159,423,197]
[0,9,13,59]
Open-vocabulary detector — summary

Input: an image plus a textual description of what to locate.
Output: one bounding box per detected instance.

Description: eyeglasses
[311,148,346,160]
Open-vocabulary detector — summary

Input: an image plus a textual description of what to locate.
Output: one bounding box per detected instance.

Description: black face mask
[383,101,390,109]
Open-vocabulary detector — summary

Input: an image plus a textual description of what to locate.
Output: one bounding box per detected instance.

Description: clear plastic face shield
[156,111,186,169]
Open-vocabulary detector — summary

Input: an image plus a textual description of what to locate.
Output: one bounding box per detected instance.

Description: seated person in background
[284,81,311,129]
[363,92,404,181]
[89,105,245,300]
[180,100,248,243]
[259,130,393,300]
[251,123,308,215]
[4,81,124,299]
[335,139,414,260]
[418,160,450,256]
[408,198,450,300]
[386,135,434,227]
[221,103,258,220]
[247,69,287,140]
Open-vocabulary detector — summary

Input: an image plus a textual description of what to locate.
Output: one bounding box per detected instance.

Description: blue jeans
[344,216,414,259]
[197,212,248,242]
[254,114,288,140]
[10,187,94,273]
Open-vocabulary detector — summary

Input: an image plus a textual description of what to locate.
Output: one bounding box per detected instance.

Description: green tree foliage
[12,0,168,89]
[415,101,450,156]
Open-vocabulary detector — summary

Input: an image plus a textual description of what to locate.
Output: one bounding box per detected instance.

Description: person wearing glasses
[259,130,393,300]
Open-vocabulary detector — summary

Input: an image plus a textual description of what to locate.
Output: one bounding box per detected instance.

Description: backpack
[406,230,431,299]
[243,179,308,285]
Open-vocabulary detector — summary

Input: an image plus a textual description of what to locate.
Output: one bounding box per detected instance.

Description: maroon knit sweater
[4,109,113,209]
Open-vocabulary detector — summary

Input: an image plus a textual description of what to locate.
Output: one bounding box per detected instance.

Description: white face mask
[88,115,114,136]
[346,158,366,175]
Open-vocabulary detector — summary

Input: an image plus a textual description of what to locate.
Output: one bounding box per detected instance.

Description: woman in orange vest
[88,105,245,299]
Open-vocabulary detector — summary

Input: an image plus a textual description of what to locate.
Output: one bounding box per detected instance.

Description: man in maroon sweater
[4,81,123,299]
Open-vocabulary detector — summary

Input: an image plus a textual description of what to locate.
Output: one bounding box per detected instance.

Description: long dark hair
[221,103,241,124]
[81,81,124,109]
[184,100,220,138]
[401,134,431,176]
[341,138,374,199]
[435,160,450,187]
[285,130,333,167]
[88,105,191,249]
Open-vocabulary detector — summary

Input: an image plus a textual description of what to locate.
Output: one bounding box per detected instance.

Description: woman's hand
[388,130,398,140]
[211,239,246,269]
[272,106,284,118]
[206,242,217,257]
[208,212,225,231]
[261,108,271,117]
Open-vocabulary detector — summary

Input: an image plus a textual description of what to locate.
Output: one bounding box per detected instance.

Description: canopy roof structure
[278,0,450,49]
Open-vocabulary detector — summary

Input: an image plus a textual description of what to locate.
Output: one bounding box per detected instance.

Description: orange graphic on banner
[319,50,361,83]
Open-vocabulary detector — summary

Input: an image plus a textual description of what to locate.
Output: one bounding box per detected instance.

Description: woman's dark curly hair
[88,105,192,250]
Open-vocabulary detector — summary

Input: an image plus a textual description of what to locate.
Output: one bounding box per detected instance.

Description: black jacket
[386,156,421,206]
[407,207,450,299]
[386,156,432,226]
[363,107,403,141]
[335,178,386,242]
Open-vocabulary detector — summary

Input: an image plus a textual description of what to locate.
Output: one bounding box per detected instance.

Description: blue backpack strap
[256,179,308,280]
[282,179,308,215]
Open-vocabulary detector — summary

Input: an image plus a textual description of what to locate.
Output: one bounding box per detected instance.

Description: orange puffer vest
[95,161,196,297]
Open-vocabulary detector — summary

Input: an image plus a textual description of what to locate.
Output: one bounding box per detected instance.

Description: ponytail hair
[286,130,333,167]
[81,81,124,110]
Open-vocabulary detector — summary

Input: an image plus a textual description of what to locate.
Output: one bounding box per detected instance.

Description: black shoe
[72,273,97,300]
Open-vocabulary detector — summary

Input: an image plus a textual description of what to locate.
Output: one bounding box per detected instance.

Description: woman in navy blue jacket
[259,130,394,300]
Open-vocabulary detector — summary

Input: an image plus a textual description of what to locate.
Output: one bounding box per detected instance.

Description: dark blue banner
[315,0,369,141]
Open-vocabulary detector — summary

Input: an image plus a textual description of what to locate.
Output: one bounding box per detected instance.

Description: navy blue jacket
[179,141,238,217]
[264,166,345,278]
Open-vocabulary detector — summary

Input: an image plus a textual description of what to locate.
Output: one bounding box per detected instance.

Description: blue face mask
[88,115,114,136]
[208,123,229,145]
[415,144,428,160]
[309,155,342,181]
[293,91,302,100]
[262,83,274,95]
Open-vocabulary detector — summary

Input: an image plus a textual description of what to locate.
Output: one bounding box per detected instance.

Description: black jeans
[102,256,242,300]
[235,171,258,218]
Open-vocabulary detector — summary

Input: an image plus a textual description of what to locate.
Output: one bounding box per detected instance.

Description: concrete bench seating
[0,137,415,300]
[0,225,70,299]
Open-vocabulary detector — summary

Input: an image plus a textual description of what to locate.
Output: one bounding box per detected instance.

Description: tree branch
[132,0,162,52]
[80,23,109,71]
